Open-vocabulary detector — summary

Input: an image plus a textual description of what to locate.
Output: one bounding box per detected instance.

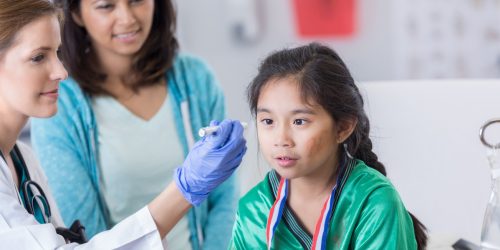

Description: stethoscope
[0,145,87,243]
[0,145,52,223]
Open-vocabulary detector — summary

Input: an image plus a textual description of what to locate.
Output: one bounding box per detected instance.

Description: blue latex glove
[174,119,247,205]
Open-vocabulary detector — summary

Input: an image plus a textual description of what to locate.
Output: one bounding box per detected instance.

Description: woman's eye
[97,3,113,9]
[31,54,45,63]
[293,119,307,125]
[130,0,143,4]
[261,119,273,125]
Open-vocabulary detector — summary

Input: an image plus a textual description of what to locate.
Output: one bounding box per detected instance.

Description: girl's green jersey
[230,160,417,250]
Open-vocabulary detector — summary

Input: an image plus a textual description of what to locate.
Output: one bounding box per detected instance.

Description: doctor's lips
[40,88,58,98]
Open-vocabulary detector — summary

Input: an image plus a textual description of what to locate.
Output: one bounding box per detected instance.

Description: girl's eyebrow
[256,107,316,115]
[256,108,271,113]
[291,108,316,115]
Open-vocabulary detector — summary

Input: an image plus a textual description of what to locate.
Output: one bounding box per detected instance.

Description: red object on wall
[292,0,356,37]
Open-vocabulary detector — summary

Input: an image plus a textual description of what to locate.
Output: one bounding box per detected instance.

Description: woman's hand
[174,119,247,205]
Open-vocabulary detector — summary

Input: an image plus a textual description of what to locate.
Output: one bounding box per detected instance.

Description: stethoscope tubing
[13,145,52,222]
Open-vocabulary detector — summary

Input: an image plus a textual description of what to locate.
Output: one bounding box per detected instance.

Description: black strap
[12,144,31,180]
[56,220,88,244]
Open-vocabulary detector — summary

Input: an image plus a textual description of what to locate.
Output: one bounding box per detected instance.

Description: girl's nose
[274,125,294,148]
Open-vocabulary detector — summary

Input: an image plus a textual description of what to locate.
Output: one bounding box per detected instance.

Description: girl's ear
[71,11,85,27]
[336,118,357,144]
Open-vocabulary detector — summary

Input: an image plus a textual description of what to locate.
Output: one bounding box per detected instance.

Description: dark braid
[248,42,427,249]
[347,113,386,176]
[347,109,428,250]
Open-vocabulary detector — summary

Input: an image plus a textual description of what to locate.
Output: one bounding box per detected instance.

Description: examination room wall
[175,0,500,247]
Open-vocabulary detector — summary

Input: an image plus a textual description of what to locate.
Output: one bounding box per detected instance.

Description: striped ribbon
[266,178,337,250]
[266,178,289,249]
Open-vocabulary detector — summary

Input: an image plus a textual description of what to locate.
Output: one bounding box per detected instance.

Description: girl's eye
[293,119,307,125]
[130,0,144,4]
[261,119,273,125]
[31,54,45,63]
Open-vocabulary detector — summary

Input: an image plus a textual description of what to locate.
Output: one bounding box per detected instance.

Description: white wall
[359,79,500,243]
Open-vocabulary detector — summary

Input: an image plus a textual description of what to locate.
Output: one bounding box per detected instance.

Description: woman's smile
[113,29,141,43]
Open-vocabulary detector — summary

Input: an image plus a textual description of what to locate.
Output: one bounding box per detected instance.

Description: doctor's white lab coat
[0,142,164,249]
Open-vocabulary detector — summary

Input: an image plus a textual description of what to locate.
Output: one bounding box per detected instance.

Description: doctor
[0,0,246,249]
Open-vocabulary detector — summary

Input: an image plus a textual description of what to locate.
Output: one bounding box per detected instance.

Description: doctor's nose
[51,58,68,82]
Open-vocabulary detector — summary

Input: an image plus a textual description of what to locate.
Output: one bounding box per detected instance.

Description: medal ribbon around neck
[266,178,289,249]
[266,178,338,250]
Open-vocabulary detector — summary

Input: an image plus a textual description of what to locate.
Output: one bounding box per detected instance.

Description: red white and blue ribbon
[311,185,336,250]
[266,178,337,250]
[266,178,289,250]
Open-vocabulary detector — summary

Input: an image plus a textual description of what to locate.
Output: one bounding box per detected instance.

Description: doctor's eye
[56,49,62,60]
[260,119,273,125]
[31,54,45,63]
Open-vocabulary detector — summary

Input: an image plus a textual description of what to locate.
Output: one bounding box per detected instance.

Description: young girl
[230,43,427,249]
[0,0,245,248]
[30,0,236,248]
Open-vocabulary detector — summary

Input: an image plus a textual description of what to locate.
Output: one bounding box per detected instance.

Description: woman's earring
[343,143,353,159]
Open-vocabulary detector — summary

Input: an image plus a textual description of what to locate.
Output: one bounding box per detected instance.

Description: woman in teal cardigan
[30,0,237,249]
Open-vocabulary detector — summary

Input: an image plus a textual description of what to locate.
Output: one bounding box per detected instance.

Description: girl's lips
[275,156,298,168]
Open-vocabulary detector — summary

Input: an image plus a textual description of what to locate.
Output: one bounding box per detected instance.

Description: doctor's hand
[174,119,247,206]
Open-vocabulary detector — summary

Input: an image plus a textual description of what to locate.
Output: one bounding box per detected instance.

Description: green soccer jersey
[230,159,418,250]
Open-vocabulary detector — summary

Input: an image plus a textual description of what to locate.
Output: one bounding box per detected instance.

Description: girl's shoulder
[344,160,405,206]
[235,173,275,230]
[239,172,274,208]
[239,172,274,206]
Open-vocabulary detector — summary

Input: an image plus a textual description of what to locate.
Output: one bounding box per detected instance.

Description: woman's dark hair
[55,0,178,96]
[247,42,427,249]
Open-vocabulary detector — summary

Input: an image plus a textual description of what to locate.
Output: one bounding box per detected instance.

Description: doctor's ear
[336,118,357,144]
[71,11,85,27]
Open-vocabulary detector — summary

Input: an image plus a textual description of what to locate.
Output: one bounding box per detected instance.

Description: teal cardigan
[31,53,238,250]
